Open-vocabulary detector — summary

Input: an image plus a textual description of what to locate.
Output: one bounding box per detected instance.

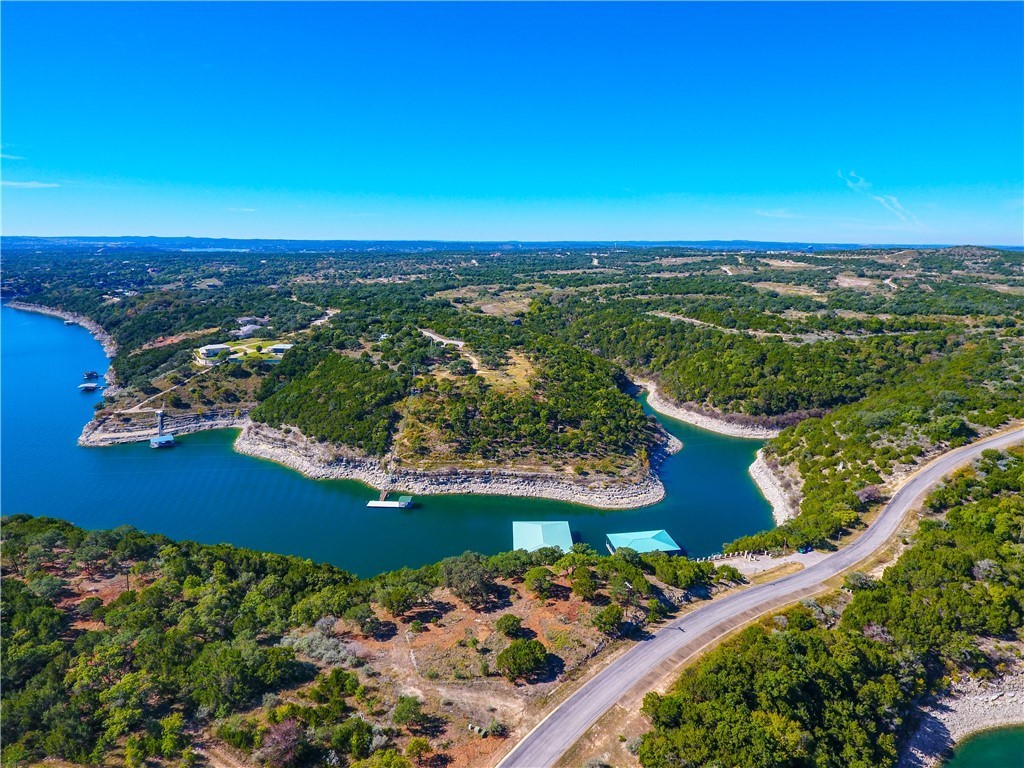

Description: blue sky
[2,2,1022,244]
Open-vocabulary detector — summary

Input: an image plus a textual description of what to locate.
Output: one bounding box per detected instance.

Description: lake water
[943,726,1024,767]
[1,304,775,577]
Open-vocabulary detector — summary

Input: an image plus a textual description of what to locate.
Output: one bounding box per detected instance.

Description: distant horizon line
[4,234,1023,250]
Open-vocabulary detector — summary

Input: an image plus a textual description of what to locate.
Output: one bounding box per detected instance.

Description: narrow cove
[1,304,775,576]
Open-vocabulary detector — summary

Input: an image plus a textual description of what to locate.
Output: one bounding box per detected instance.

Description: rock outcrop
[234,421,678,509]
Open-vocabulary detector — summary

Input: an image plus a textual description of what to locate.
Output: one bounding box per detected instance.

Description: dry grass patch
[747,561,805,584]
[760,258,824,270]
[137,327,221,352]
[554,704,644,768]
[834,273,880,290]
[752,282,827,300]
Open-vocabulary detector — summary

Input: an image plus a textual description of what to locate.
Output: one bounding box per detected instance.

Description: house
[268,343,294,355]
[198,344,232,359]
[230,324,262,339]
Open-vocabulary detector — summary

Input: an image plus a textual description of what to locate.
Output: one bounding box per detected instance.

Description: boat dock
[366,493,413,509]
[149,409,175,449]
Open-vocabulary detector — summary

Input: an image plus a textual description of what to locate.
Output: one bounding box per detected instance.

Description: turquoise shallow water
[943,727,1024,768]
[1,304,775,577]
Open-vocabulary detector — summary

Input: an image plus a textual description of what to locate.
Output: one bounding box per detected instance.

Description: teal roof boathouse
[512,521,573,553]
[605,529,680,554]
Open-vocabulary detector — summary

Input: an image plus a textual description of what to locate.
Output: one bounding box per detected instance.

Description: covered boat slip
[512,520,574,553]
[150,433,175,449]
[511,522,682,556]
[605,529,681,554]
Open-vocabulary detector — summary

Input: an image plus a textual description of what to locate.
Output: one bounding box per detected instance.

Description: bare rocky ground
[898,647,1024,768]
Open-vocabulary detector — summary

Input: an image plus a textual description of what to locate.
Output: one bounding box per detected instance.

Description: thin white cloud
[227,207,256,213]
[871,194,920,226]
[755,208,801,219]
[838,170,922,228]
[1,180,59,188]
[837,170,871,193]
[1,153,26,160]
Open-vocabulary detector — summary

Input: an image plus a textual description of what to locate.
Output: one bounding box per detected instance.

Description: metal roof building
[198,343,232,358]
[605,529,680,554]
[512,521,573,553]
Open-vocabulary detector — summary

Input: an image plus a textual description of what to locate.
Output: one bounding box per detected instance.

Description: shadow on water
[2,304,776,577]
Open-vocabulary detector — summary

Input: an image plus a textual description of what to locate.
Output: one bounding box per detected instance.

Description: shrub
[495,614,522,637]
[392,696,425,728]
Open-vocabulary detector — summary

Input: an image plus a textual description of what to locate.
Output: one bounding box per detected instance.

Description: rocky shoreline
[637,379,782,439]
[637,380,799,524]
[234,421,680,509]
[898,663,1024,768]
[749,449,801,525]
[79,409,249,447]
[6,301,118,359]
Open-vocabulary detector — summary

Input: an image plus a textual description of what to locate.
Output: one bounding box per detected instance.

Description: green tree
[495,614,523,637]
[405,736,432,765]
[645,598,667,623]
[352,750,412,768]
[570,567,597,601]
[378,585,421,619]
[593,604,623,635]
[441,551,496,608]
[159,712,186,757]
[523,567,553,600]
[343,603,382,636]
[392,696,425,729]
[495,639,547,681]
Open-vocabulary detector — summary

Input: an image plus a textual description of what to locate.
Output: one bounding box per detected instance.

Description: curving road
[497,426,1024,768]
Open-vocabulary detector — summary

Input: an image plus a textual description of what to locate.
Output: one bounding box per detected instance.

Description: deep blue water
[1,304,775,576]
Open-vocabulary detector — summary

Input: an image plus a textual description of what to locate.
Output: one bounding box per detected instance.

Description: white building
[198,344,232,359]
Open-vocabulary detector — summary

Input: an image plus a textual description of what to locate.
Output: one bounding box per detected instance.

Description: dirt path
[420,328,483,370]
[120,363,217,414]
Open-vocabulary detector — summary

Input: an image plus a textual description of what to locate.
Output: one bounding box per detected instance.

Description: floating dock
[366,494,413,509]
[77,383,101,392]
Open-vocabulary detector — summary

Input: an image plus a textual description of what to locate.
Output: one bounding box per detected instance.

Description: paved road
[497,427,1024,768]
